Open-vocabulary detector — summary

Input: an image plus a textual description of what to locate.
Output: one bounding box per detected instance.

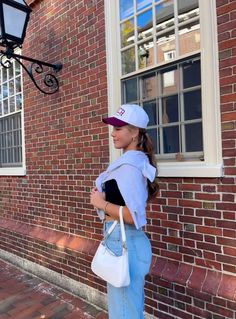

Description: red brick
[188,267,207,291]
[202,270,222,295]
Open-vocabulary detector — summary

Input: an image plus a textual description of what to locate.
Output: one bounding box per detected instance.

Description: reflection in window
[137,9,153,40]
[184,89,201,120]
[122,47,135,75]
[178,0,199,22]
[138,40,154,69]
[162,95,179,123]
[179,20,200,55]
[143,100,157,126]
[156,28,175,63]
[123,78,138,103]
[183,60,201,88]
[147,128,159,154]
[137,0,152,12]
[185,122,202,152]
[120,0,134,20]
[119,0,200,75]
[142,73,157,99]
[161,67,179,95]
[155,0,174,31]
[120,19,134,48]
[122,57,203,160]
[163,126,179,153]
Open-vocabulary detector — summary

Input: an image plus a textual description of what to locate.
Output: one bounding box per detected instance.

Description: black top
[103,179,125,211]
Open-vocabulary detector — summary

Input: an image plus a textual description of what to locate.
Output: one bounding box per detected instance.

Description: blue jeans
[103,222,152,319]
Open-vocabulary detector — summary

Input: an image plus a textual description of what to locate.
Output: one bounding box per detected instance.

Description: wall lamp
[0,0,63,94]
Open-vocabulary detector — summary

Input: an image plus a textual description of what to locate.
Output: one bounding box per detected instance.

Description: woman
[90,104,158,319]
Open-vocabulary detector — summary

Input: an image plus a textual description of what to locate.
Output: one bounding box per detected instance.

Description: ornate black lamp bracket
[0,47,62,95]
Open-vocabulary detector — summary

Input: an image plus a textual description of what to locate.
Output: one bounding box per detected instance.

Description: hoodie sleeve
[115,164,148,229]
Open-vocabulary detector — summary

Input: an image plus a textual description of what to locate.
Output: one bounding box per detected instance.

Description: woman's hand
[90,187,106,210]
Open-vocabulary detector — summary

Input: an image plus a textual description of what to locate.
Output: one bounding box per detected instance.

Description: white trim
[158,162,223,177]
[105,0,223,177]
[104,0,122,163]
[0,167,26,176]
[0,48,26,176]
[199,0,222,166]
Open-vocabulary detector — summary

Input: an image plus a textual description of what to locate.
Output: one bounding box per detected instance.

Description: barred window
[0,58,23,168]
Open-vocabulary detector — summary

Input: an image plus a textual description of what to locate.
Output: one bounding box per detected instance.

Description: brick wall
[0,0,236,318]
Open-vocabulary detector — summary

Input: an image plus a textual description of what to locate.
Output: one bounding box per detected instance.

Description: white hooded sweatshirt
[95,150,156,229]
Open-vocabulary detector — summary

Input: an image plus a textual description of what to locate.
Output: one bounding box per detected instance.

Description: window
[0,54,25,175]
[105,0,222,177]
[122,57,202,161]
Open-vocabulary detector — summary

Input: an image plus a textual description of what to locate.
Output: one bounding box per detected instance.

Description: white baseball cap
[103,104,149,129]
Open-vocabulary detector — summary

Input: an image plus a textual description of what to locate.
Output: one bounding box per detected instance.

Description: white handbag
[91,206,130,288]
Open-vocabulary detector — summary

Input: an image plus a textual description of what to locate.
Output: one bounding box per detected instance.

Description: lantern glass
[3,3,27,40]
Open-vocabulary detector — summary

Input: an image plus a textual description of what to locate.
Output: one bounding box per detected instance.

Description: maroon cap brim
[102,117,127,127]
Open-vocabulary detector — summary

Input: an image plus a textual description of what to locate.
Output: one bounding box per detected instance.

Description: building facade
[0,0,236,318]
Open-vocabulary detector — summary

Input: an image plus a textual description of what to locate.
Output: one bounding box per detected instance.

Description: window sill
[0,167,26,176]
[157,162,223,177]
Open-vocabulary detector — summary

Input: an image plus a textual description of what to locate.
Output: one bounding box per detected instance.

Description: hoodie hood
[106,150,156,182]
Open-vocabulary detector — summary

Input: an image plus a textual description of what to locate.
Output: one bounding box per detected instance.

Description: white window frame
[0,50,26,176]
[104,0,222,177]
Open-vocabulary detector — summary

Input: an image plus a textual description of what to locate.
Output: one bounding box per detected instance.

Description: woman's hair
[136,128,159,201]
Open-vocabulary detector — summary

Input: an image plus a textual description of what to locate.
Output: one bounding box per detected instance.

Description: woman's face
[111,125,139,152]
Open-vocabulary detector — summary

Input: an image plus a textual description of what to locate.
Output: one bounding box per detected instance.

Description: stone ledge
[150,256,236,302]
[0,217,98,255]
[1,217,236,302]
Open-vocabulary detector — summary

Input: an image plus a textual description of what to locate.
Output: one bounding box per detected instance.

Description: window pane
[185,122,202,152]
[123,78,138,102]
[143,100,157,126]
[138,39,154,69]
[15,76,22,93]
[9,65,14,79]
[10,97,15,113]
[147,128,158,154]
[3,83,8,98]
[3,68,7,82]
[156,1,174,32]
[137,9,153,41]
[178,0,199,23]
[124,78,138,103]
[183,60,200,88]
[163,126,179,153]
[15,61,21,76]
[161,67,179,95]
[16,94,22,110]
[137,0,152,12]
[156,29,175,63]
[9,80,14,96]
[121,47,135,75]
[162,95,178,123]
[120,0,134,21]
[184,89,201,120]
[120,19,134,48]
[3,100,8,114]
[179,20,200,56]
[142,73,157,99]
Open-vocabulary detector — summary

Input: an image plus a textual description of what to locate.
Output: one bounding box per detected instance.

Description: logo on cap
[116,107,125,117]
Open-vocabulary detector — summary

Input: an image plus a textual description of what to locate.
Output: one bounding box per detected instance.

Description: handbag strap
[103,206,127,249]
[119,206,126,247]
[105,220,118,237]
